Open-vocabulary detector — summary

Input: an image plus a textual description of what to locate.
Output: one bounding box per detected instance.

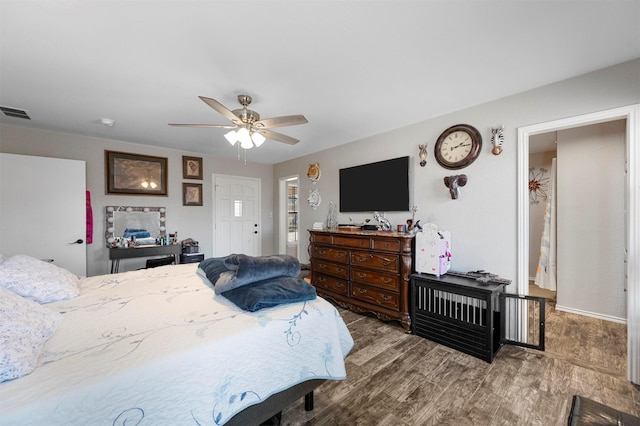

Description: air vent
[0,106,31,120]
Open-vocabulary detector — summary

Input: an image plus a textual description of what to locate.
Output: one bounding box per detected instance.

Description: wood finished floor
[281,303,638,425]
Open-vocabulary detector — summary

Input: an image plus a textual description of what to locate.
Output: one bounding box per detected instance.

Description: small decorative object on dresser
[308,229,415,331]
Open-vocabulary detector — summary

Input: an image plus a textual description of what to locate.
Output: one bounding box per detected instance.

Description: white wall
[557,120,626,320]
[273,58,640,284]
[0,126,275,276]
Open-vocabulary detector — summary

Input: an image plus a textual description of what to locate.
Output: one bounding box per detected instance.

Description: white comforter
[0,264,354,425]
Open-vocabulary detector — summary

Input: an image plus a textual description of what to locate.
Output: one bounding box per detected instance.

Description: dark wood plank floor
[282,302,639,425]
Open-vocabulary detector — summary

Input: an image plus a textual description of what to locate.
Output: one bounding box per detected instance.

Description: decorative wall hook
[418,144,428,167]
[490,126,504,155]
[444,174,467,200]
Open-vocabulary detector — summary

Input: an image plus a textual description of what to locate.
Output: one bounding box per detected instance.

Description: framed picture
[105,151,168,196]
[182,155,203,180]
[183,183,203,206]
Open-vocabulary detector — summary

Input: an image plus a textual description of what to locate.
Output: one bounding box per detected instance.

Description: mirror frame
[105,206,166,247]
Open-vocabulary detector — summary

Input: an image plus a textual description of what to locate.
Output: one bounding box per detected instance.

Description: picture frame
[182,183,203,206]
[182,155,203,180]
[105,150,168,196]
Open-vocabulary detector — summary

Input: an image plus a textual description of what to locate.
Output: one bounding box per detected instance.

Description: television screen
[339,156,410,212]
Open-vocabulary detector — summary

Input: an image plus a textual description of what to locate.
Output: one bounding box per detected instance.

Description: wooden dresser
[308,229,414,331]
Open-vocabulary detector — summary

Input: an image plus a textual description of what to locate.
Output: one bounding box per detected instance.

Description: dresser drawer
[351,251,399,272]
[372,239,402,253]
[313,260,349,279]
[312,273,349,296]
[313,234,333,244]
[332,236,371,249]
[313,246,349,264]
[351,267,399,292]
[351,283,399,310]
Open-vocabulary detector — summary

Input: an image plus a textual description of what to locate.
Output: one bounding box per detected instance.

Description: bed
[0,256,354,425]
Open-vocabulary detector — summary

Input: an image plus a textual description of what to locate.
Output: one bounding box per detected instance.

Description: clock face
[434,124,482,169]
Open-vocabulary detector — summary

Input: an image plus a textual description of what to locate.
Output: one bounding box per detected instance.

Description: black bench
[568,395,640,425]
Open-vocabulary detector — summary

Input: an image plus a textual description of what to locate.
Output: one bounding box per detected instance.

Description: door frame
[278,174,300,259]
[517,104,639,384]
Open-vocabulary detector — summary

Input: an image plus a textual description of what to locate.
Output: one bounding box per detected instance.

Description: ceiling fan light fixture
[251,131,266,147]
[237,127,252,148]
[224,130,237,145]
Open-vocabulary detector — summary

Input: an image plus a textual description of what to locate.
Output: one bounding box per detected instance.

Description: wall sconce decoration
[307,162,321,183]
[418,144,428,167]
[444,174,467,200]
[307,188,321,209]
[490,126,505,155]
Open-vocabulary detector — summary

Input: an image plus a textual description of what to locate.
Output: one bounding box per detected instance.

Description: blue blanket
[197,254,311,311]
[221,276,316,312]
[198,254,300,294]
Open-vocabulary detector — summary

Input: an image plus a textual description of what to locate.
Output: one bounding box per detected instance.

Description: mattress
[0,263,354,425]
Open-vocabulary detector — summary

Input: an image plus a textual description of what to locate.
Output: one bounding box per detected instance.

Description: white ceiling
[1,1,639,164]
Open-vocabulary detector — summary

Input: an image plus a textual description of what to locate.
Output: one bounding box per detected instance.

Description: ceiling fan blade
[168,123,237,129]
[258,129,299,145]
[254,114,308,129]
[198,96,242,124]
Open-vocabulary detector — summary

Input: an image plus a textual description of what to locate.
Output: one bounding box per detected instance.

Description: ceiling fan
[169,94,308,148]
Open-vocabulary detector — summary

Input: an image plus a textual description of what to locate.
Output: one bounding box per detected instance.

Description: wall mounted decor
[418,144,428,167]
[490,126,505,155]
[105,150,168,196]
[307,188,321,209]
[434,124,482,170]
[307,162,321,183]
[182,183,203,206]
[182,156,203,180]
[444,174,467,200]
[529,167,549,205]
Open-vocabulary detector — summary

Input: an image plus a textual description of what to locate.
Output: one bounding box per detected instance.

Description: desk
[109,245,181,273]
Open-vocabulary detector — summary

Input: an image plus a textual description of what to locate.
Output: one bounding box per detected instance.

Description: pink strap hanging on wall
[86,190,93,244]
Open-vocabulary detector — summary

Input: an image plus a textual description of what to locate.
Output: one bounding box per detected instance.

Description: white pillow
[0,286,62,382]
[0,255,79,303]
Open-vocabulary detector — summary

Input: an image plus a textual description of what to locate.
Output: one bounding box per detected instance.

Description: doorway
[0,153,87,276]
[212,174,261,257]
[517,104,640,384]
[278,175,300,259]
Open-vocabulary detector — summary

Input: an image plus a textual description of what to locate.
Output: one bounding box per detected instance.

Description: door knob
[68,239,84,245]
[254,231,258,234]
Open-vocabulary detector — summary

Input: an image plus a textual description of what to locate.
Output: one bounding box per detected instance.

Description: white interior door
[0,153,87,276]
[213,174,261,257]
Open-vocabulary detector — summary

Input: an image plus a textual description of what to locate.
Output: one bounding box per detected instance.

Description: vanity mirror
[105,206,166,247]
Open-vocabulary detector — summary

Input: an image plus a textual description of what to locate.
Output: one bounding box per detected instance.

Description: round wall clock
[434,124,482,170]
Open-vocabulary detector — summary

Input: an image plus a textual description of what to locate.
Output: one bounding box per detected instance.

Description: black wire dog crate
[411,273,507,363]
[411,272,546,363]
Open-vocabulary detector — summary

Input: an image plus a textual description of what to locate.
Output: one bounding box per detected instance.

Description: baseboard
[555,304,627,324]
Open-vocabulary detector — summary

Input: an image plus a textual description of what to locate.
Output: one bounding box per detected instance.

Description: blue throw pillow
[221,276,316,312]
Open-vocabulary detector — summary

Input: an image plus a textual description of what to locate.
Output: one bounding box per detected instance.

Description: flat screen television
[339,156,410,212]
